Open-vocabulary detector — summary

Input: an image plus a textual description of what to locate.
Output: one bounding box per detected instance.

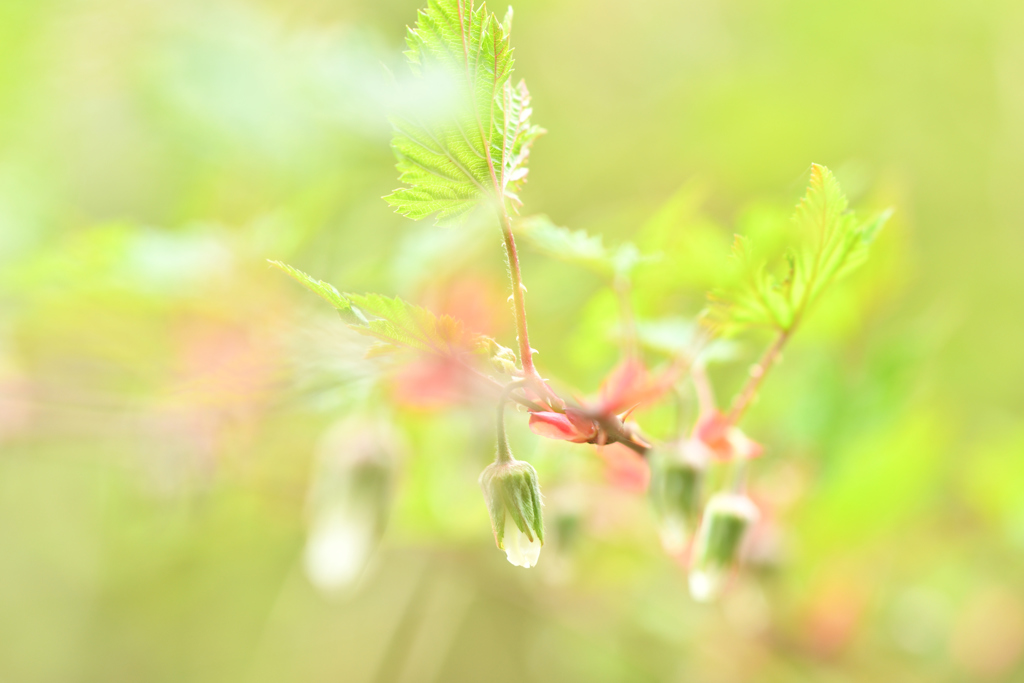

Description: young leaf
[343,292,475,357]
[705,164,890,335]
[269,260,364,323]
[271,260,517,369]
[518,215,654,279]
[384,0,543,224]
[635,316,739,365]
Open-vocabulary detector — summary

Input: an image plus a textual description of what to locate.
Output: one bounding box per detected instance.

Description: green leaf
[634,316,739,365]
[384,0,543,224]
[268,260,363,323]
[343,292,476,357]
[705,164,890,335]
[518,215,655,279]
[271,260,518,370]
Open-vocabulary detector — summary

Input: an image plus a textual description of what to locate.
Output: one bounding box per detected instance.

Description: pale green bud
[303,416,398,594]
[650,439,709,554]
[479,458,544,568]
[689,492,759,602]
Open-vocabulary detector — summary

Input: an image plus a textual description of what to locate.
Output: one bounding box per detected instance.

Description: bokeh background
[2,0,1024,681]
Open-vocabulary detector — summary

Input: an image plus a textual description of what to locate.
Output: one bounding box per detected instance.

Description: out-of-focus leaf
[519,215,656,279]
[269,260,363,323]
[635,316,739,365]
[706,164,890,335]
[271,261,517,370]
[344,292,476,358]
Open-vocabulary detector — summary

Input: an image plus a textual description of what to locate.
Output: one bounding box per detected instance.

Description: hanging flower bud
[689,492,760,602]
[479,457,545,568]
[303,415,398,594]
[650,439,710,554]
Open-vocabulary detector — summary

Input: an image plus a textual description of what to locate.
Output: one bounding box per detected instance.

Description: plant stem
[691,363,716,417]
[466,364,543,411]
[496,379,529,463]
[456,0,546,398]
[726,327,792,425]
[499,215,537,378]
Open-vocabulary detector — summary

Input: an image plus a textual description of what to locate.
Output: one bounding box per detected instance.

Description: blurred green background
[2,0,1024,681]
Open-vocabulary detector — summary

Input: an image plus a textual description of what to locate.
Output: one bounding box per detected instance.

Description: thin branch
[496,379,529,463]
[463,361,542,412]
[726,327,791,425]
[691,363,716,417]
[499,215,540,378]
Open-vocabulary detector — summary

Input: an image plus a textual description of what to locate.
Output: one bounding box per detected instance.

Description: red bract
[528,358,673,444]
[597,357,675,416]
[528,409,598,443]
[692,410,763,461]
[693,410,733,459]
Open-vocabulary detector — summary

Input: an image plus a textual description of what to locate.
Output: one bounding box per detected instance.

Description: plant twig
[499,216,537,377]
[691,363,716,416]
[496,379,529,463]
[726,328,791,425]
[464,363,543,412]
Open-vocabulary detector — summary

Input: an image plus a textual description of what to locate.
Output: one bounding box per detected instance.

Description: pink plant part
[272,2,888,590]
[595,442,650,493]
[596,357,676,416]
[526,357,679,450]
[690,366,763,462]
[528,409,598,443]
[390,357,476,410]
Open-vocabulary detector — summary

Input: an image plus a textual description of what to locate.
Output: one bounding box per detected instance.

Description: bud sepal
[689,492,759,602]
[479,458,545,568]
[650,439,709,554]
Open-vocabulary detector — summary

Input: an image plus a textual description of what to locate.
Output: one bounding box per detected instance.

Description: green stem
[496,379,529,463]
[726,327,791,425]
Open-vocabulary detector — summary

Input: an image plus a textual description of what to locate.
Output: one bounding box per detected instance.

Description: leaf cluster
[384,0,543,224]
[269,261,516,372]
[705,164,890,335]
[518,215,656,280]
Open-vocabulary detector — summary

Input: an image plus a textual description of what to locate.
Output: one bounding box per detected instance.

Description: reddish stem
[500,216,537,378]
[726,328,791,425]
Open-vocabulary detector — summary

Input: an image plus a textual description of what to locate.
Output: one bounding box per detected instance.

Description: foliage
[384,0,543,223]
[518,215,656,279]
[706,164,891,335]
[14,0,1020,678]
[271,260,515,368]
[269,260,363,322]
[269,1,894,606]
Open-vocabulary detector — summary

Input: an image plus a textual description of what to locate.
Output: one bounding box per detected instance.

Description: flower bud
[303,416,398,594]
[479,458,544,568]
[689,492,759,602]
[650,439,709,554]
